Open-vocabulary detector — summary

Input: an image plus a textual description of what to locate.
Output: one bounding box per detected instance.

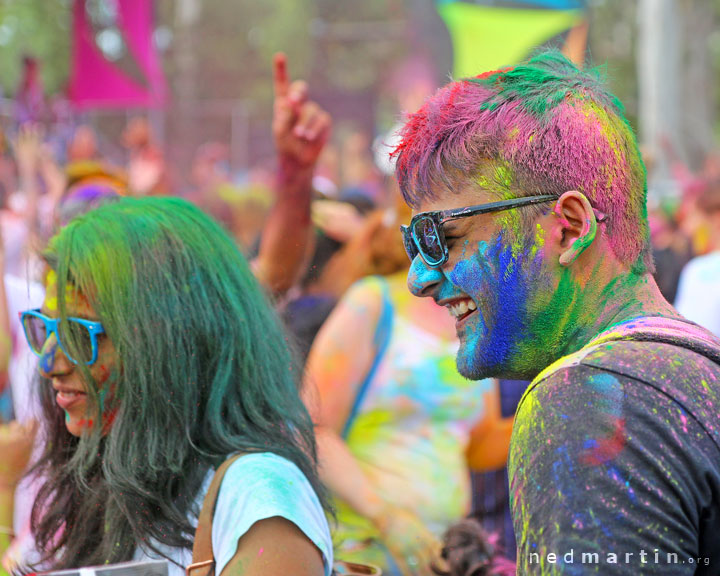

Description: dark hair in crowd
[432,519,516,576]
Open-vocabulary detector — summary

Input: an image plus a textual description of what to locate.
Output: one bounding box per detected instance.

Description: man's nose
[38,333,73,378]
[407,255,444,298]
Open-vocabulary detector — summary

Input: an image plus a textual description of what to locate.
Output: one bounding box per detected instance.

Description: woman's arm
[303,279,380,430]
[220,517,325,576]
[302,279,389,518]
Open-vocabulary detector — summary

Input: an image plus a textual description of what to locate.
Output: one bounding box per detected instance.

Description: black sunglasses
[400,194,558,267]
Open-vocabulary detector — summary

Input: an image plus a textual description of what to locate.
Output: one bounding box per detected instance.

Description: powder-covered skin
[510,317,720,575]
[407,203,667,383]
[39,269,118,436]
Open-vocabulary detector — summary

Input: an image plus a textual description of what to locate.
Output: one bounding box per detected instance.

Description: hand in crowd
[373,505,442,576]
[15,123,44,180]
[252,53,331,295]
[38,144,67,204]
[311,199,366,242]
[0,420,37,489]
[272,52,331,170]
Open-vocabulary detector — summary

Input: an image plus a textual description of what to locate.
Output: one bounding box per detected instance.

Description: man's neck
[557,270,680,359]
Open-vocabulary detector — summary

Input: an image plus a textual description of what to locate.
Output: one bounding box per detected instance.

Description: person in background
[281,193,373,366]
[250,53,331,296]
[0,204,43,566]
[431,518,515,576]
[189,141,238,233]
[674,181,720,336]
[122,116,170,196]
[649,200,692,304]
[14,56,45,126]
[304,205,493,576]
[66,125,100,165]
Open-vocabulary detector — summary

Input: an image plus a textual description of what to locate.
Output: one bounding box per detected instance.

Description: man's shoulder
[530,337,720,395]
[521,335,720,452]
[579,337,720,383]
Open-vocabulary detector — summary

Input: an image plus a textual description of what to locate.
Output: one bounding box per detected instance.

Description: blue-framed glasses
[19,309,105,366]
[400,195,558,267]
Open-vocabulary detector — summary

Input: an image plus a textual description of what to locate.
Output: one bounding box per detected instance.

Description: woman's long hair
[30,196,328,568]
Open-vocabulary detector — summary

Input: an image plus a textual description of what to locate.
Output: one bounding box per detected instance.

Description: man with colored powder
[393,51,720,574]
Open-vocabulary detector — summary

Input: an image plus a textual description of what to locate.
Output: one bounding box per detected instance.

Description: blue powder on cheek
[460,239,470,259]
[448,248,489,340]
[448,233,536,371]
[484,240,530,365]
[448,240,489,297]
[449,259,482,299]
[40,342,58,374]
[407,256,437,294]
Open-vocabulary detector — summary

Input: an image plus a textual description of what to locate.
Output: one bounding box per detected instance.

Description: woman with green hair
[17,196,333,576]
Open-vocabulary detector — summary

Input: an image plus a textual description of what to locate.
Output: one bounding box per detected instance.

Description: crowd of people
[0,47,718,576]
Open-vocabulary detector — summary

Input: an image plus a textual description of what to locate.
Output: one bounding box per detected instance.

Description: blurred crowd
[0,49,718,576]
[0,52,518,576]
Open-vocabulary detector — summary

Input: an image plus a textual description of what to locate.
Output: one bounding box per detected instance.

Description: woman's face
[39,270,118,436]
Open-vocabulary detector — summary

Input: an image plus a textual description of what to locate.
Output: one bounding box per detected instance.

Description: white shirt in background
[675,251,720,337]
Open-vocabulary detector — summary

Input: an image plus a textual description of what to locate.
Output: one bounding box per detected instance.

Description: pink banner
[69,0,167,109]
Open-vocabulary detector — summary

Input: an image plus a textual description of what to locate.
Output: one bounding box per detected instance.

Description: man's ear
[552,191,598,267]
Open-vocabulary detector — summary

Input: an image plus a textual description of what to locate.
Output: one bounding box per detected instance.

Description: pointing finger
[273,52,289,99]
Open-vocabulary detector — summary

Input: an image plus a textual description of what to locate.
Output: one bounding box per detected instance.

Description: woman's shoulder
[216,452,324,515]
[345,275,388,304]
[212,452,333,575]
[220,452,312,491]
[325,276,388,335]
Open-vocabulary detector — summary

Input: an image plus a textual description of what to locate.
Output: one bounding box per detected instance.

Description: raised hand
[272,53,331,169]
[15,123,44,179]
[253,54,332,294]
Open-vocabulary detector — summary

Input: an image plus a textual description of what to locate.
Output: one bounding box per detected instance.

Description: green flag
[438,1,584,78]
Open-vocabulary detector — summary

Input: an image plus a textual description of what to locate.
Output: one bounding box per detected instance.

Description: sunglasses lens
[22,314,47,354]
[59,320,94,364]
[413,216,444,265]
[401,226,418,262]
